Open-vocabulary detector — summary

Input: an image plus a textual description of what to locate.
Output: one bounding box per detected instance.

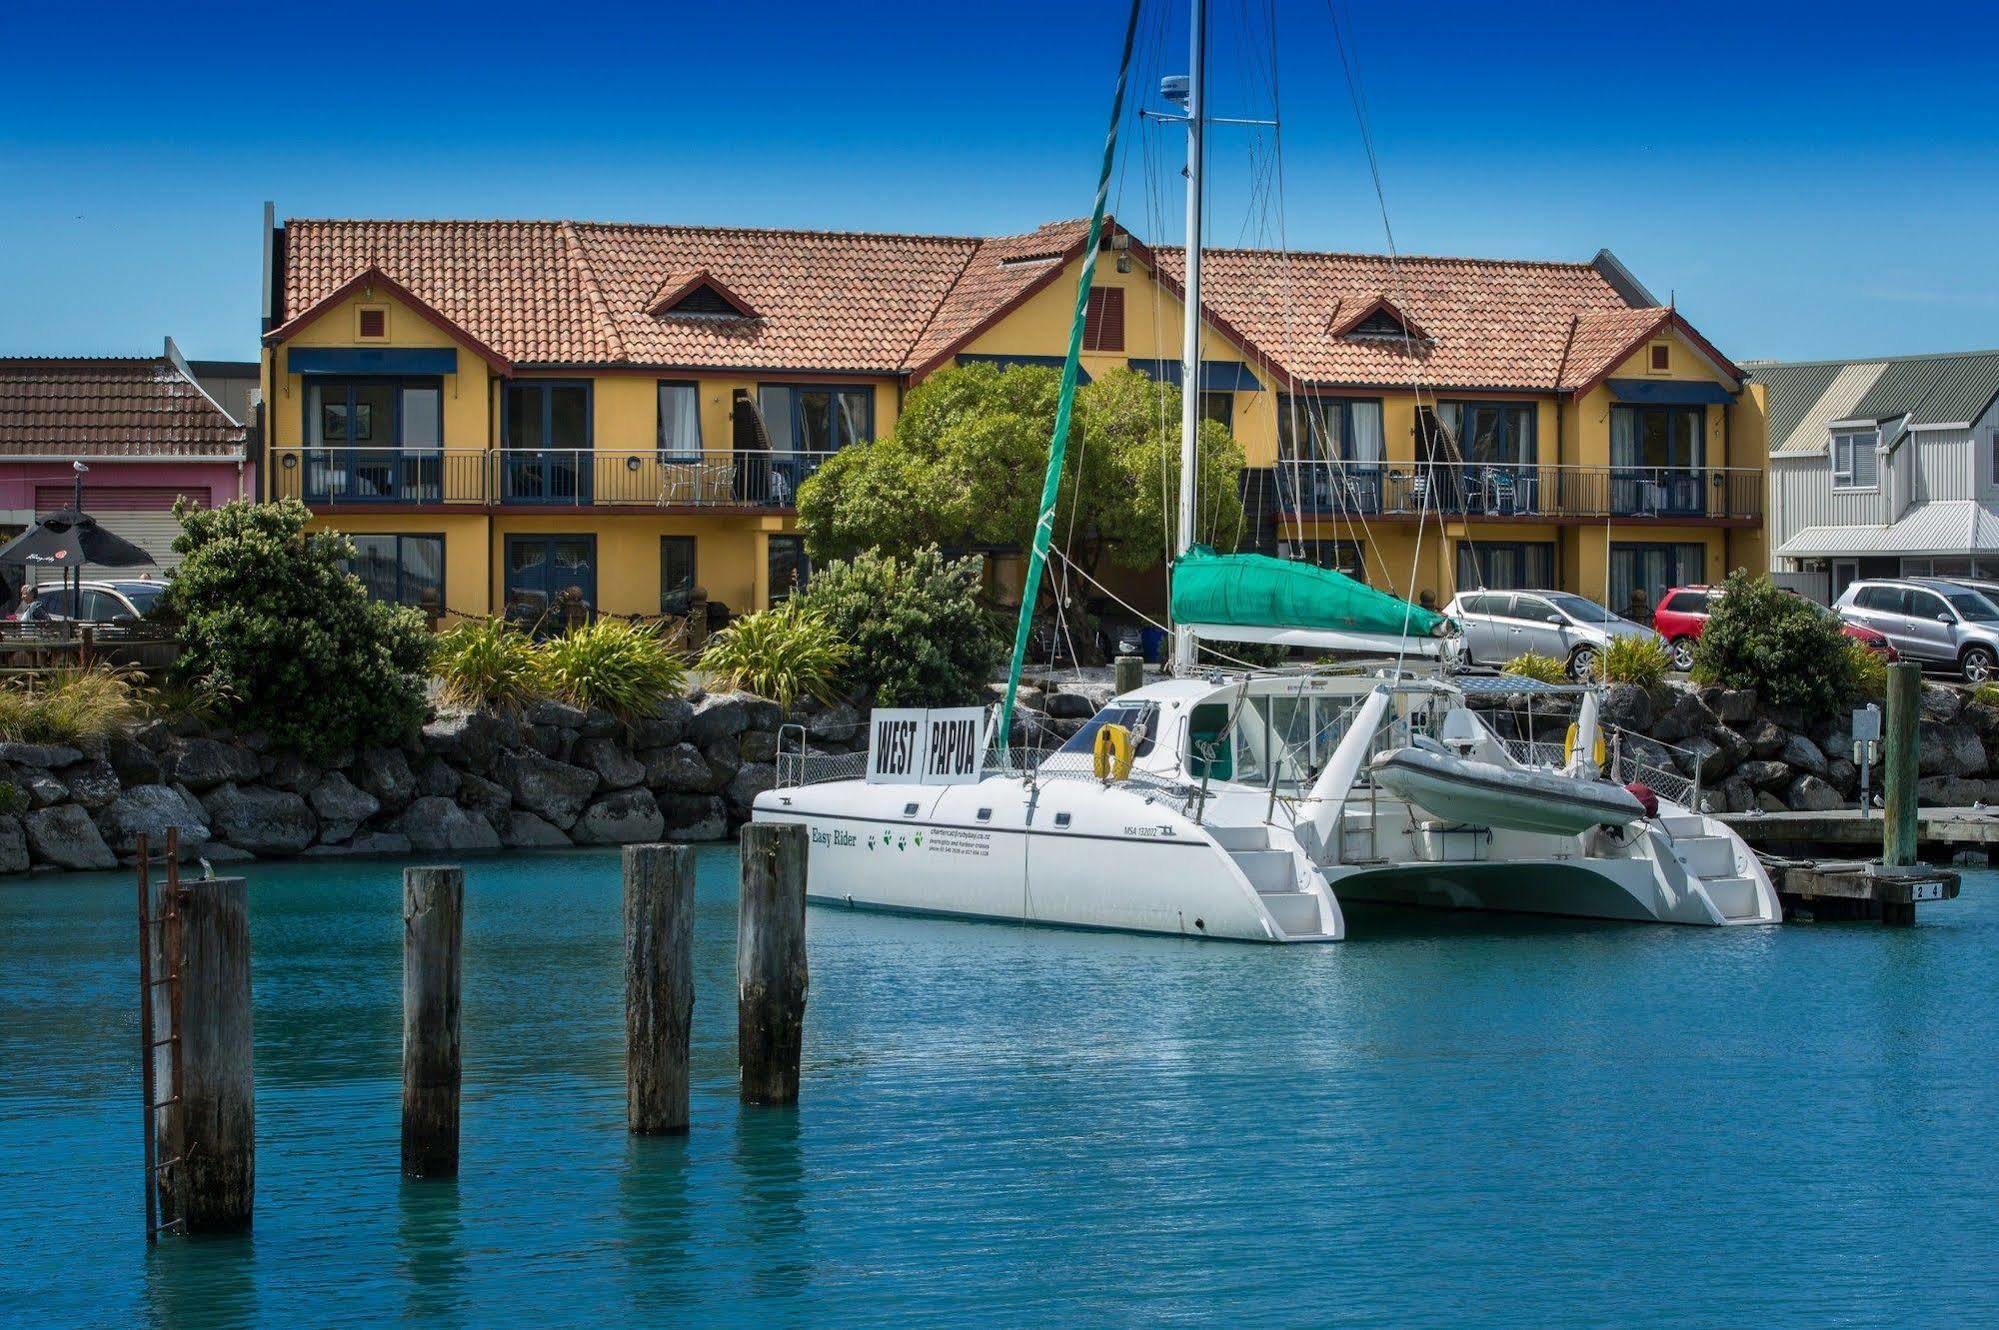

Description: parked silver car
[1832,578,1999,682]
[1443,588,1663,680]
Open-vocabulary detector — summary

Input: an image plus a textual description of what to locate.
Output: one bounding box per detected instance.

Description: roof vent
[1328,295,1430,345]
[646,269,758,320]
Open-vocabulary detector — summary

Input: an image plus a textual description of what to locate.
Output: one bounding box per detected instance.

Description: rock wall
[0,690,868,876]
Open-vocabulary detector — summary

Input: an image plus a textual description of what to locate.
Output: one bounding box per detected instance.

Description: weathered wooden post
[738,823,807,1105]
[153,874,255,1233]
[624,843,695,1133]
[1114,654,1144,697]
[1882,661,1921,925]
[402,866,463,1177]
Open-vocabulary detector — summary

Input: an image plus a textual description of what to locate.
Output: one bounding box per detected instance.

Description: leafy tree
[793,547,1004,707]
[159,498,432,758]
[1691,569,1859,717]
[798,363,1245,578]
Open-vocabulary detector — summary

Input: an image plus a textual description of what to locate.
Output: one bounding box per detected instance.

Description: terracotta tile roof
[0,357,248,458]
[278,216,1737,393]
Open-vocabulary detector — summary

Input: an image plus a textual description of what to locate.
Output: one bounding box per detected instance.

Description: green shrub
[1691,570,1859,717]
[1848,640,1887,699]
[793,547,1003,707]
[1502,652,1569,685]
[0,666,144,745]
[143,669,238,728]
[1597,635,1671,688]
[432,619,543,714]
[1973,681,1999,709]
[158,498,432,759]
[699,601,851,708]
[536,618,687,720]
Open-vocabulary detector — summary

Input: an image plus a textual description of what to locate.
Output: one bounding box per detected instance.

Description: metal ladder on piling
[137,829,187,1243]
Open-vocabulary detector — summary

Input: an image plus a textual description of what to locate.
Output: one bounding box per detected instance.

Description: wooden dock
[1721,806,1999,860]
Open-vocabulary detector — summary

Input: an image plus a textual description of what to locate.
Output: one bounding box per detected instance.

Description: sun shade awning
[1127,359,1264,391]
[287,347,460,376]
[1607,378,1735,406]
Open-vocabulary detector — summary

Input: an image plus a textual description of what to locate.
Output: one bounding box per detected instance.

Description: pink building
[0,339,254,582]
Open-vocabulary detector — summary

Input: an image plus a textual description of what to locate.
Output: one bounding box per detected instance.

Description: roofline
[263,266,514,374]
[1589,248,1659,308]
[901,224,1098,379]
[1563,308,1745,398]
[163,335,243,428]
[0,451,249,462]
[1745,348,1999,370]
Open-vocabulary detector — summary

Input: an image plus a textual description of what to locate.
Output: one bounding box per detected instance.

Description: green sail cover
[1170,546,1447,640]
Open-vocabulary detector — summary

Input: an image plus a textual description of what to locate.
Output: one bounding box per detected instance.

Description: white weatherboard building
[1755,351,1999,601]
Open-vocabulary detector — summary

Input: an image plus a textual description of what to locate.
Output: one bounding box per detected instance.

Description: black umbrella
[0,506,155,620]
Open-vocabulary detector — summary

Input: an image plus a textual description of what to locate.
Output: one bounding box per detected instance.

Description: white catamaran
[752,0,1780,940]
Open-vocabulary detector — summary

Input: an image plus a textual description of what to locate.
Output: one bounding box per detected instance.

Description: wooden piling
[1882,662,1921,925]
[737,823,808,1105]
[624,844,695,1134]
[1114,654,1144,696]
[156,875,254,1233]
[402,866,463,1177]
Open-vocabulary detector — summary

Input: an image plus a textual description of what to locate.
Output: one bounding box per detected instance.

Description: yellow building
[259,214,1762,624]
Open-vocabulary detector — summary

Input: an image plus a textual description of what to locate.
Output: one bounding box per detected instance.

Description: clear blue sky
[3,0,1995,364]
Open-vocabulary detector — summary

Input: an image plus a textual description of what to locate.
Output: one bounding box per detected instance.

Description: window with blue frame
[304,378,443,502]
[756,385,872,505]
[1610,404,1706,513]
[1275,396,1384,513]
[502,380,592,504]
[343,534,444,617]
[1430,402,1538,514]
[658,382,702,462]
[504,534,596,633]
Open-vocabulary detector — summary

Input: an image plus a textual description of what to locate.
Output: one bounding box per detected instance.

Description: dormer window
[1329,295,1429,345]
[1349,309,1410,338]
[1832,426,1879,490]
[646,269,758,320]
[356,306,388,339]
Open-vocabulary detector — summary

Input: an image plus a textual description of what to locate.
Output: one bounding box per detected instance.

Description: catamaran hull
[1329,858,1680,923]
[752,778,1342,943]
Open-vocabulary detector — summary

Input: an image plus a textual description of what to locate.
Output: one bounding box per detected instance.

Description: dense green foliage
[1597,635,1671,688]
[431,619,543,714]
[793,547,1002,707]
[1502,651,1569,685]
[160,499,431,758]
[0,666,144,745]
[699,600,851,708]
[797,363,1245,574]
[536,618,687,720]
[1846,639,1887,699]
[1691,569,1860,717]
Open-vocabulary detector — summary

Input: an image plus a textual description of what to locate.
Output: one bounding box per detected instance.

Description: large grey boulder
[661,793,728,842]
[578,708,620,739]
[742,697,783,733]
[1735,759,1792,791]
[1713,689,1758,726]
[24,804,117,870]
[1599,683,1652,735]
[739,729,779,764]
[0,741,83,769]
[689,693,751,747]
[308,771,380,844]
[96,784,211,858]
[703,736,742,787]
[165,737,259,791]
[1648,690,1712,744]
[1779,733,1828,777]
[1674,735,1737,784]
[1044,691,1096,720]
[23,771,68,808]
[1918,723,1986,777]
[727,762,777,811]
[571,788,666,845]
[0,815,29,874]
[204,783,318,856]
[107,736,163,785]
[1713,777,1754,814]
[422,710,502,775]
[1920,682,1963,724]
[500,750,599,827]
[630,697,692,749]
[399,796,502,852]
[575,736,645,790]
[1786,773,1844,812]
[503,810,572,848]
[416,755,462,799]
[1745,720,1789,760]
[355,747,418,812]
[647,742,718,793]
[57,759,121,811]
[457,771,512,829]
[348,830,414,857]
[527,697,588,731]
[1918,775,1987,807]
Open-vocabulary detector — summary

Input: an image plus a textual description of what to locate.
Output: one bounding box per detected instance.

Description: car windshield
[1544,593,1617,624]
[119,584,164,615]
[1946,591,1999,622]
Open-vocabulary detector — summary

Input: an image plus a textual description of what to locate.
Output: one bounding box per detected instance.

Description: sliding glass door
[1610,406,1706,515]
[501,381,592,504]
[304,378,443,502]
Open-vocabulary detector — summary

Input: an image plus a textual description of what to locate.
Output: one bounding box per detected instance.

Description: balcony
[1275,460,1764,523]
[272,447,839,510]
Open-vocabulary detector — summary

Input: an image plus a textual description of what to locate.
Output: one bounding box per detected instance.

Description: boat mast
[1171,0,1206,675]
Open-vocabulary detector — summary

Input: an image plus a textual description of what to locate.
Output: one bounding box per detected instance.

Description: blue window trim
[1276,395,1386,515]
[756,384,875,453]
[344,532,445,612]
[1610,402,1708,514]
[1456,540,1555,592]
[300,376,445,505]
[1438,400,1539,464]
[657,380,703,463]
[503,533,598,622]
[767,533,811,605]
[502,379,595,505]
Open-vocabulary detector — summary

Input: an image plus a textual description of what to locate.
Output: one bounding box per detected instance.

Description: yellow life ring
[1564,721,1607,768]
[1093,722,1135,781]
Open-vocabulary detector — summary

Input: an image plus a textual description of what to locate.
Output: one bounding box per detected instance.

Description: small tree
[794,547,1003,707]
[160,498,432,758]
[1691,569,1859,717]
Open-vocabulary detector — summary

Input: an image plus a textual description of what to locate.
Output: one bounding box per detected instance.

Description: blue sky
[3,0,1995,363]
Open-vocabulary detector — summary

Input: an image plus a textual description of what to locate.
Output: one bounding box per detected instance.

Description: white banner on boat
[865,706,989,785]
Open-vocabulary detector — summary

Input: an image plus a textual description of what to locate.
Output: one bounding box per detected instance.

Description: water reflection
[733,1108,809,1301]
[145,1232,257,1330]
[618,1132,694,1297]
[396,1177,465,1326]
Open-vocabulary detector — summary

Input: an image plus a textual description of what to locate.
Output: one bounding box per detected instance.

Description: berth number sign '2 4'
[865,707,988,786]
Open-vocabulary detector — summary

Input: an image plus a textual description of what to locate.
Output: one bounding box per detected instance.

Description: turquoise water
[3,850,1997,1328]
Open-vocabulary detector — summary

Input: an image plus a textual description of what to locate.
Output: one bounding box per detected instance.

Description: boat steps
[1257,889,1326,937]
[1700,874,1765,921]
[1209,824,1271,852]
[1674,834,1740,878]
[1230,848,1295,894]
[1659,813,1710,838]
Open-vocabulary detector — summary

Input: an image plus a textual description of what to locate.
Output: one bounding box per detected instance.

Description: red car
[1653,584,1897,672]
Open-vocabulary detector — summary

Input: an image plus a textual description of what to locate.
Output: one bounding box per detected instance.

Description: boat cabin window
[1191,692,1391,785]
[1057,704,1159,757]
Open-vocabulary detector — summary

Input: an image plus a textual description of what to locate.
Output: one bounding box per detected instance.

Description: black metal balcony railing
[273,447,840,509]
[1275,460,1764,521]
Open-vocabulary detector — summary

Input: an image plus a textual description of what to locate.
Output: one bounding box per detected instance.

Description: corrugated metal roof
[1768,361,1888,455]
[1774,500,1999,557]
[1752,360,1843,448]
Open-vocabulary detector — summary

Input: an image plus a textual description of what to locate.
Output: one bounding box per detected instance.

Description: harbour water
[3,848,1996,1327]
